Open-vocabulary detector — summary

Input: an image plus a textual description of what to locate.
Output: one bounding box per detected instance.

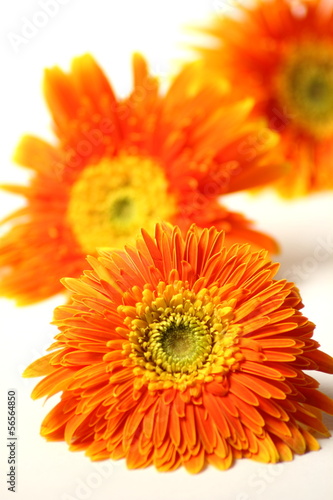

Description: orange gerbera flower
[0,54,286,306]
[195,0,333,196]
[24,223,333,473]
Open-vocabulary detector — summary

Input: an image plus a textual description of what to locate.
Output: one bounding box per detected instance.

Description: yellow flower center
[277,43,333,138]
[67,154,177,254]
[120,281,243,392]
[147,313,213,373]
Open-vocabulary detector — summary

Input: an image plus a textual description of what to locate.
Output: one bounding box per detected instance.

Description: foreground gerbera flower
[24,223,333,472]
[0,53,286,305]
[195,0,333,196]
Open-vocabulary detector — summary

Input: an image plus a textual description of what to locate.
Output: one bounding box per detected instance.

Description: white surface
[0,1,333,499]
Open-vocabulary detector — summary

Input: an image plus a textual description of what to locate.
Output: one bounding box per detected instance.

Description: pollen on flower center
[67,155,177,254]
[148,313,213,373]
[120,281,243,391]
[276,43,333,137]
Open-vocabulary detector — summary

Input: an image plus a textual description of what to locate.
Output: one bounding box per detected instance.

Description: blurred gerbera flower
[0,53,286,305]
[195,0,333,196]
[24,223,333,473]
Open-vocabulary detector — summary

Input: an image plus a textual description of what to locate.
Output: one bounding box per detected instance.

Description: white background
[0,1,333,499]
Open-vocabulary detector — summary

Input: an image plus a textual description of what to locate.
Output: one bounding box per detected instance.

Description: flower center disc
[148,313,212,373]
[122,282,243,390]
[67,155,176,253]
[277,43,333,137]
